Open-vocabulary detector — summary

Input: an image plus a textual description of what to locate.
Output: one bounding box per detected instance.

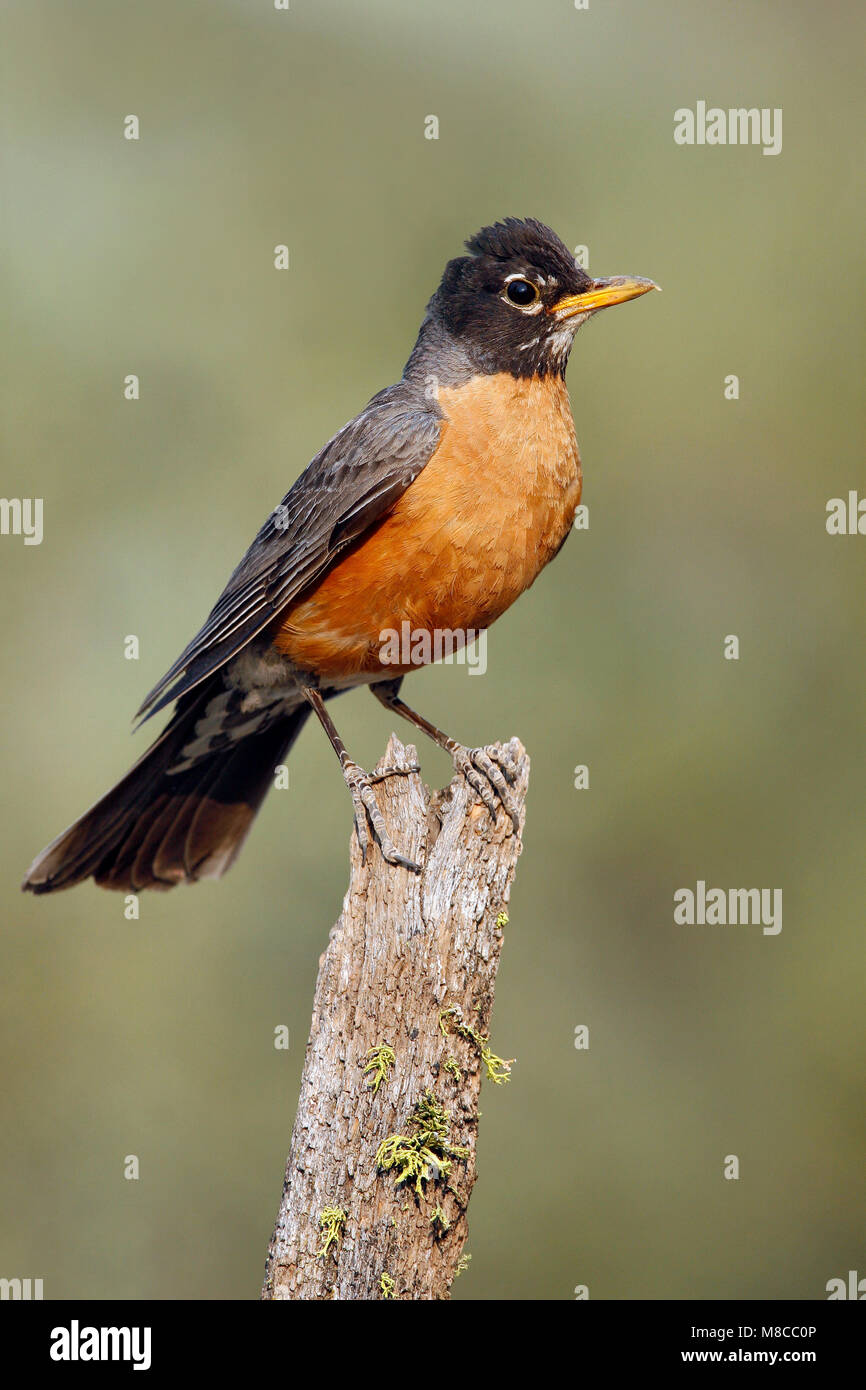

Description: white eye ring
[502,273,543,313]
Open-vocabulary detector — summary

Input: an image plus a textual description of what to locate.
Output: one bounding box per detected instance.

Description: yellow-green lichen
[317,1205,347,1260]
[363,1043,396,1095]
[376,1089,469,1197]
[430,1205,451,1235]
[455,1253,472,1277]
[380,1271,396,1299]
[444,1055,461,1082]
[495,911,509,928]
[438,1006,514,1085]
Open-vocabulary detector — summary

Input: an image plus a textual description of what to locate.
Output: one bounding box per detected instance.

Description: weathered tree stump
[261,733,529,1300]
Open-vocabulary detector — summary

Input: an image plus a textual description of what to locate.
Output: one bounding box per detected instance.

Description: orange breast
[273,372,582,679]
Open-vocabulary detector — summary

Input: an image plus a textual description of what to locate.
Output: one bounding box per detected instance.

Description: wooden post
[261,733,529,1300]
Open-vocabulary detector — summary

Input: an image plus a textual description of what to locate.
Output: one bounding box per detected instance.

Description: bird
[23,217,657,893]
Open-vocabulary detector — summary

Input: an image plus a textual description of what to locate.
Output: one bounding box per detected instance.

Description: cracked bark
[261,732,529,1301]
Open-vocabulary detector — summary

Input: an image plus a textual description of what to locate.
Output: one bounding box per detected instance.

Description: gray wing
[136,383,442,721]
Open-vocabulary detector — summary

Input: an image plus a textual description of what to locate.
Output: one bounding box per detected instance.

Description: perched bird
[23,218,657,892]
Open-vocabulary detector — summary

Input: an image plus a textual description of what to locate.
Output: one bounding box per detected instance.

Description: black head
[425,217,657,379]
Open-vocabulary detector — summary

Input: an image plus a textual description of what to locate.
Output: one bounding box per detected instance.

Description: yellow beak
[552,275,660,319]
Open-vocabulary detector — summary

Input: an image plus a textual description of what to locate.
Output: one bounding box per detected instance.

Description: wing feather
[136,383,442,721]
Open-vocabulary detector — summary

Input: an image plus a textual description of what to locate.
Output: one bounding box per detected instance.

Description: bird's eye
[505,278,539,307]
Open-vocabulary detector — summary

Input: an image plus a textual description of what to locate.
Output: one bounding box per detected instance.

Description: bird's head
[428,217,658,378]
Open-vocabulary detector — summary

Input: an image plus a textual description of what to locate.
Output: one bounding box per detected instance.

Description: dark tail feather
[23,687,310,894]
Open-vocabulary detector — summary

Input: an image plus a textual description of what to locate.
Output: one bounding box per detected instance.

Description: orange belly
[273,372,582,680]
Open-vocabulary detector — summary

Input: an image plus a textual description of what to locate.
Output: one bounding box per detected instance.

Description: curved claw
[487,744,520,783]
[452,745,521,833]
[367,762,421,785]
[345,761,421,872]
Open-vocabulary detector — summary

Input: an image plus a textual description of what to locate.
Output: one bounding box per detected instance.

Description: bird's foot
[450,743,521,832]
[367,761,421,785]
[343,760,422,872]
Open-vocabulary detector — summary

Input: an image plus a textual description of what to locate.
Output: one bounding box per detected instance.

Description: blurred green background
[2,0,864,1301]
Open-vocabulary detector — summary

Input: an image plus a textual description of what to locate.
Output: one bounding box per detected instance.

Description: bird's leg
[301,687,421,871]
[370,678,520,831]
